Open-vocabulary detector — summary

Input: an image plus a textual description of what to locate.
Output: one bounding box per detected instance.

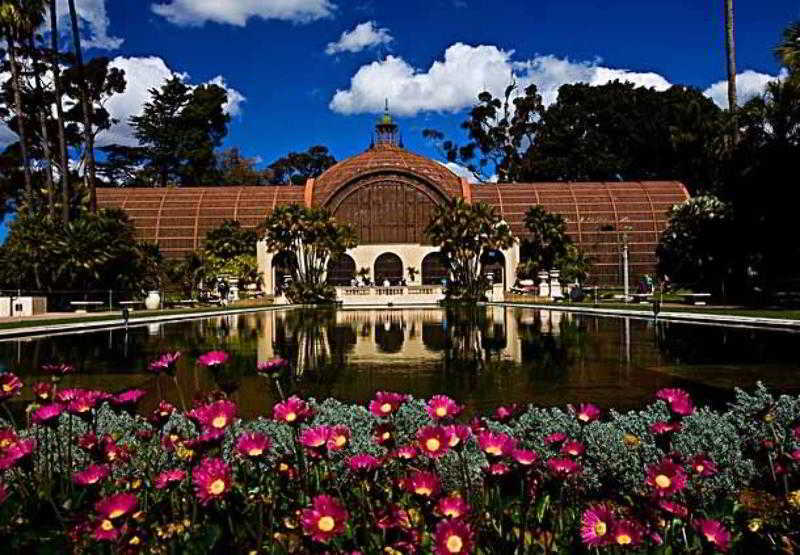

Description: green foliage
[204,220,257,259]
[519,205,588,282]
[425,198,515,301]
[215,147,270,186]
[267,145,336,185]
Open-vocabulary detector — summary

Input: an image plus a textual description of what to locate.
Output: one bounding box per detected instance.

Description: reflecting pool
[2,307,799,417]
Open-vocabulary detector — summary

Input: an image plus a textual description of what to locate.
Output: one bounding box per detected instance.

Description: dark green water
[1,307,799,417]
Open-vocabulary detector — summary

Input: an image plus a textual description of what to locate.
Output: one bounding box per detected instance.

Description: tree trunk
[50,0,71,224]
[5,26,33,208]
[29,35,56,218]
[67,0,97,212]
[724,0,737,111]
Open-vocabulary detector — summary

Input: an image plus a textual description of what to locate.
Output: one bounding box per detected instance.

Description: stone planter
[144,291,161,310]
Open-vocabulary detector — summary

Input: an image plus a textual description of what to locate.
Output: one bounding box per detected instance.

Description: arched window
[421,252,449,285]
[271,252,296,295]
[481,250,506,287]
[327,254,356,286]
[374,253,403,285]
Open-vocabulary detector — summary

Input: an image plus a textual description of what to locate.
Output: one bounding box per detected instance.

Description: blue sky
[1,0,798,240]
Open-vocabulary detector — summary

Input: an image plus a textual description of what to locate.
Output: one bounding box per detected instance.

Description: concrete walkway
[489,301,800,331]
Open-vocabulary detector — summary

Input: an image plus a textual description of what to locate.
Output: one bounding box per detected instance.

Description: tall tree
[776,20,800,76]
[216,148,269,185]
[50,0,71,223]
[268,145,337,185]
[67,0,97,212]
[724,0,737,112]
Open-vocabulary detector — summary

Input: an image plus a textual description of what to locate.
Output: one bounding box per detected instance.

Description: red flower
[377,504,411,530]
[546,457,581,478]
[102,438,131,465]
[485,462,511,476]
[646,460,687,497]
[112,389,148,408]
[257,357,288,376]
[689,454,717,477]
[154,469,186,489]
[656,388,694,416]
[96,492,138,520]
[658,500,689,519]
[235,432,271,458]
[300,494,349,543]
[612,519,644,547]
[192,457,232,505]
[434,518,474,554]
[348,453,381,474]
[190,400,238,431]
[512,448,538,466]
[393,445,418,460]
[93,518,119,541]
[32,403,63,426]
[561,440,585,457]
[650,421,681,435]
[73,464,110,486]
[32,382,54,401]
[273,396,313,425]
[373,423,395,447]
[369,391,409,417]
[417,425,452,458]
[695,519,731,552]
[581,504,615,547]
[436,495,470,519]
[148,352,182,373]
[150,401,177,426]
[445,424,472,449]
[407,470,441,498]
[184,428,226,451]
[0,373,22,400]
[197,350,230,367]
[543,432,567,445]
[0,428,18,450]
[0,439,35,470]
[299,426,332,454]
[494,404,519,423]
[327,425,350,451]
[477,430,516,458]
[67,393,97,417]
[427,395,462,420]
[576,403,602,423]
[41,363,74,375]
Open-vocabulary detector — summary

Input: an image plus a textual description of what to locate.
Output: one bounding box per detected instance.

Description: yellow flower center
[594,521,607,536]
[578,413,590,422]
[485,446,502,456]
[209,479,226,495]
[435,406,448,417]
[655,474,672,489]
[279,463,289,472]
[87,476,99,484]
[317,516,335,532]
[382,432,391,440]
[334,435,346,447]
[446,535,464,553]
[2,384,12,392]
[212,416,227,428]
[568,449,579,456]
[101,520,114,531]
[109,508,125,519]
[285,412,297,423]
[129,536,141,545]
[0,439,12,448]
[248,448,263,456]
[41,393,49,399]
[695,464,704,473]
[705,533,717,543]
[415,486,432,496]
[107,452,117,461]
[449,436,460,447]
[380,402,392,414]
[444,508,461,518]
[425,438,441,452]
[616,534,632,545]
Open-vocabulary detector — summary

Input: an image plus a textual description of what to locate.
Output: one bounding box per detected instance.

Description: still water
[2,307,799,417]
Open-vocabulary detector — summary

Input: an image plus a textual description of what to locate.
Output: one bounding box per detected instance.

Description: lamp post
[621,226,631,302]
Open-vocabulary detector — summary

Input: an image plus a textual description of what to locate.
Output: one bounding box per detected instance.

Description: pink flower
[561,440,585,457]
[0,373,22,401]
[369,391,409,417]
[646,460,687,497]
[0,428,18,450]
[656,388,694,416]
[32,403,63,426]
[348,454,381,474]
[377,504,411,530]
[93,519,119,541]
[154,469,186,490]
[273,395,313,425]
[393,445,418,461]
[256,357,288,376]
[477,430,516,458]
[445,424,472,449]
[66,392,98,417]
[581,504,615,547]
[436,495,470,519]
[32,382,54,401]
[434,518,474,555]
[150,401,177,426]
[190,400,238,430]
[0,439,35,470]
[494,404,519,423]
[148,352,182,373]
[73,464,110,486]
[327,425,350,451]
[235,432,271,458]
[695,519,731,552]
[184,428,226,451]
[300,494,349,543]
[543,432,567,445]
[576,403,602,423]
[512,448,538,466]
[407,470,441,498]
[192,457,232,505]
[546,457,581,478]
[658,500,688,519]
[426,395,462,420]
[112,389,147,409]
[689,453,717,477]
[373,423,395,447]
[485,462,511,476]
[650,421,682,435]
[95,492,138,520]
[417,425,452,458]
[612,519,644,547]
[41,363,74,375]
[197,350,230,367]
[299,426,332,456]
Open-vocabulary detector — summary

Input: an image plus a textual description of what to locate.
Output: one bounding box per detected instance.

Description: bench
[70,301,104,313]
[682,293,711,306]
[173,299,198,308]
[631,293,653,304]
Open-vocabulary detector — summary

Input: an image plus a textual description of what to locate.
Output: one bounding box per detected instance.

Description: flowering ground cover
[0,353,799,552]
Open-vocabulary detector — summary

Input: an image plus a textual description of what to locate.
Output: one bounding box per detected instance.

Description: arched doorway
[271,252,295,295]
[327,254,356,286]
[374,253,403,285]
[481,250,506,287]
[421,252,449,285]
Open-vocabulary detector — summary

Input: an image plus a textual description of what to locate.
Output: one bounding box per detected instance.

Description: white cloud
[703,69,787,108]
[151,0,336,26]
[53,0,124,50]
[330,43,674,116]
[325,21,393,55]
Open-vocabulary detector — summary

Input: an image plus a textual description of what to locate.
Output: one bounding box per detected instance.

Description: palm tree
[776,20,800,75]
[724,0,737,111]
[50,0,71,223]
[0,1,34,208]
[67,0,96,213]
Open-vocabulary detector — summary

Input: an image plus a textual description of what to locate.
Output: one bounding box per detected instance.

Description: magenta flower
[327,425,350,451]
[581,504,615,547]
[300,494,349,543]
[197,350,230,367]
[73,464,110,487]
[184,428,226,451]
[93,519,119,541]
[190,400,238,430]
[546,457,581,478]
[417,425,452,458]
[348,453,381,474]
[393,445,418,461]
[299,426,332,455]
[436,496,470,519]
[0,428,18,450]
[67,393,97,417]
[445,424,472,449]
[154,468,186,490]
[695,519,731,552]
[112,389,147,409]
[434,518,474,555]
[477,430,516,458]
[689,453,717,477]
[96,492,138,520]
[658,500,689,519]
[192,457,232,505]
[485,462,511,476]
[0,439,35,471]
[32,382,54,401]
[543,432,567,445]
[576,403,603,423]
[369,391,409,417]
[41,363,75,375]
[656,388,694,416]
[650,421,682,435]
[561,440,585,457]
[376,504,411,530]
[32,403,63,427]
[646,460,687,497]
[256,357,288,376]
[512,448,538,466]
[235,432,271,458]
[407,470,441,498]
[150,401,177,426]
[148,352,182,373]
[612,519,644,546]
[494,403,519,423]
[426,395,462,420]
[273,395,313,425]
[0,373,22,401]
[373,423,395,447]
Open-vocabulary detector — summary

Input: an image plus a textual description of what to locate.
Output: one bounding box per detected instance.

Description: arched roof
[311,143,465,207]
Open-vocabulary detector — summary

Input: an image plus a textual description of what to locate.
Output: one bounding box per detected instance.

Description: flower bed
[0,354,799,552]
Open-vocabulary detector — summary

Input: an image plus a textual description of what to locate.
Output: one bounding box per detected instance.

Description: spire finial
[385,98,389,113]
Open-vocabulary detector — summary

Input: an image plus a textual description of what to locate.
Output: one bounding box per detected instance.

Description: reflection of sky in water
[1,307,799,417]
